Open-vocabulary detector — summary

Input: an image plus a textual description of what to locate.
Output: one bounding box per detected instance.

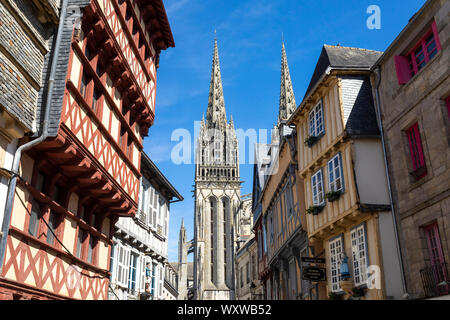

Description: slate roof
[304,45,383,100]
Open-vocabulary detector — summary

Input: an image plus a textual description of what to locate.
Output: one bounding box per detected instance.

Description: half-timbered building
[0,0,174,300]
[108,152,182,300]
[288,45,404,300]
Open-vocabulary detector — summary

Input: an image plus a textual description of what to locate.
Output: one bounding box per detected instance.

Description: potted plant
[351,287,365,298]
[304,135,319,148]
[328,292,343,300]
[306,205,325,215]
[325,190,342,202]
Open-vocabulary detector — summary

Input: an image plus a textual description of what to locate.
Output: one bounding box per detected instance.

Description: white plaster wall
[353,139,390,205]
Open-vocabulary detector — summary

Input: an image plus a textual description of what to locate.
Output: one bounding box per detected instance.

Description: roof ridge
[324,44,383,54]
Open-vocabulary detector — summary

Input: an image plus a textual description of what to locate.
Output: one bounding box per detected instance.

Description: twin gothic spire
[204,37,296,129]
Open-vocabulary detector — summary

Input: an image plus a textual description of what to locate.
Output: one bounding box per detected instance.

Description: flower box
[325,191,342,202]
[306,205,325,215]
[328,292,344,300]
[304,135,319,148]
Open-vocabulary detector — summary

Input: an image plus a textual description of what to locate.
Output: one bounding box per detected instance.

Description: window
[126,137,133,158]
[28,201,40,237]
[284,183,294,218]
[110,243,116,274]
[75,229,85,258]
[262,220,267,253]
[329,236,344,292]
[406,123,427,180]
[395,21,442,85]
[309,101,324,137]
[119,127,126,149]
[128,253,138,292]
[92,89,101,114]
[35,171,46,192]
[80,73,90,99]
[151,263,157,296]
[328,153,344,192]
[269,214,274,244]
[351,224,368,287]
[240,267,243,288]
[257,229,262,259]
[117,245,130,287]
[246,262,250,284]
[424,223,448,292]
[87,235,96,264]
[311,169,325,206]
[46,211,58,245]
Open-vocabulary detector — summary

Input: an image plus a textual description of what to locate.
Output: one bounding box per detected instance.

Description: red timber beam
[80,1,155,135]
[26,130,136,219]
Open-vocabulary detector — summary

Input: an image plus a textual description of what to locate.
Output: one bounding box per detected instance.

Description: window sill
[407,167,432,192]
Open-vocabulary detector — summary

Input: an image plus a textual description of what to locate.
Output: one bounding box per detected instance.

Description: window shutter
[413,125,425,167]
[394,56,412,85]
[431,21,442,51]
[338,152,345,192]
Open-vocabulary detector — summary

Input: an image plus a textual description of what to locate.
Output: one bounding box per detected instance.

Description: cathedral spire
[206,37,227,129]
[278,41,296,125]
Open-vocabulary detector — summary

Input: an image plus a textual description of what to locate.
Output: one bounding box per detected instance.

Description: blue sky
[143,0,427,262]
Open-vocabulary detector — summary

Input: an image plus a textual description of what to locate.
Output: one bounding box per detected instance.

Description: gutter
[0,0,71,274]
[373,65,408,298]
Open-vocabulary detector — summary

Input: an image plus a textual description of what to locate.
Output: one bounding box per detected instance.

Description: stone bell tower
[193,37,241,300]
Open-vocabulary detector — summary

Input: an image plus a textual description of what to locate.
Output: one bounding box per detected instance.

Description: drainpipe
[373,66,408,297]
[0,0,71,274]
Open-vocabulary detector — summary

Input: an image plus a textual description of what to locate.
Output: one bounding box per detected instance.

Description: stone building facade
[108,152,182,300]
[235,237,262,300]
[372,0,450,299]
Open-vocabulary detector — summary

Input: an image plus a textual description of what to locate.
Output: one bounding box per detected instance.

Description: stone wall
[376,0,450,298]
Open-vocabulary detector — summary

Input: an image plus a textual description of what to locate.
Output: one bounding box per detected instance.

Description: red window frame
[395,21,442,85]
[424,223,449,295]
[406,122,427,180]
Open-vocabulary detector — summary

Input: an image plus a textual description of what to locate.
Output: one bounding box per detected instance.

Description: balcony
[420,262,450,298]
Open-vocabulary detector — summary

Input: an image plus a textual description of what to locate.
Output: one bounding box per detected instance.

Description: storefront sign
[302,267,326,281]
[301,257,326,264]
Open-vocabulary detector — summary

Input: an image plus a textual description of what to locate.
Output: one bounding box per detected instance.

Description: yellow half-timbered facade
[288,45,404,300]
